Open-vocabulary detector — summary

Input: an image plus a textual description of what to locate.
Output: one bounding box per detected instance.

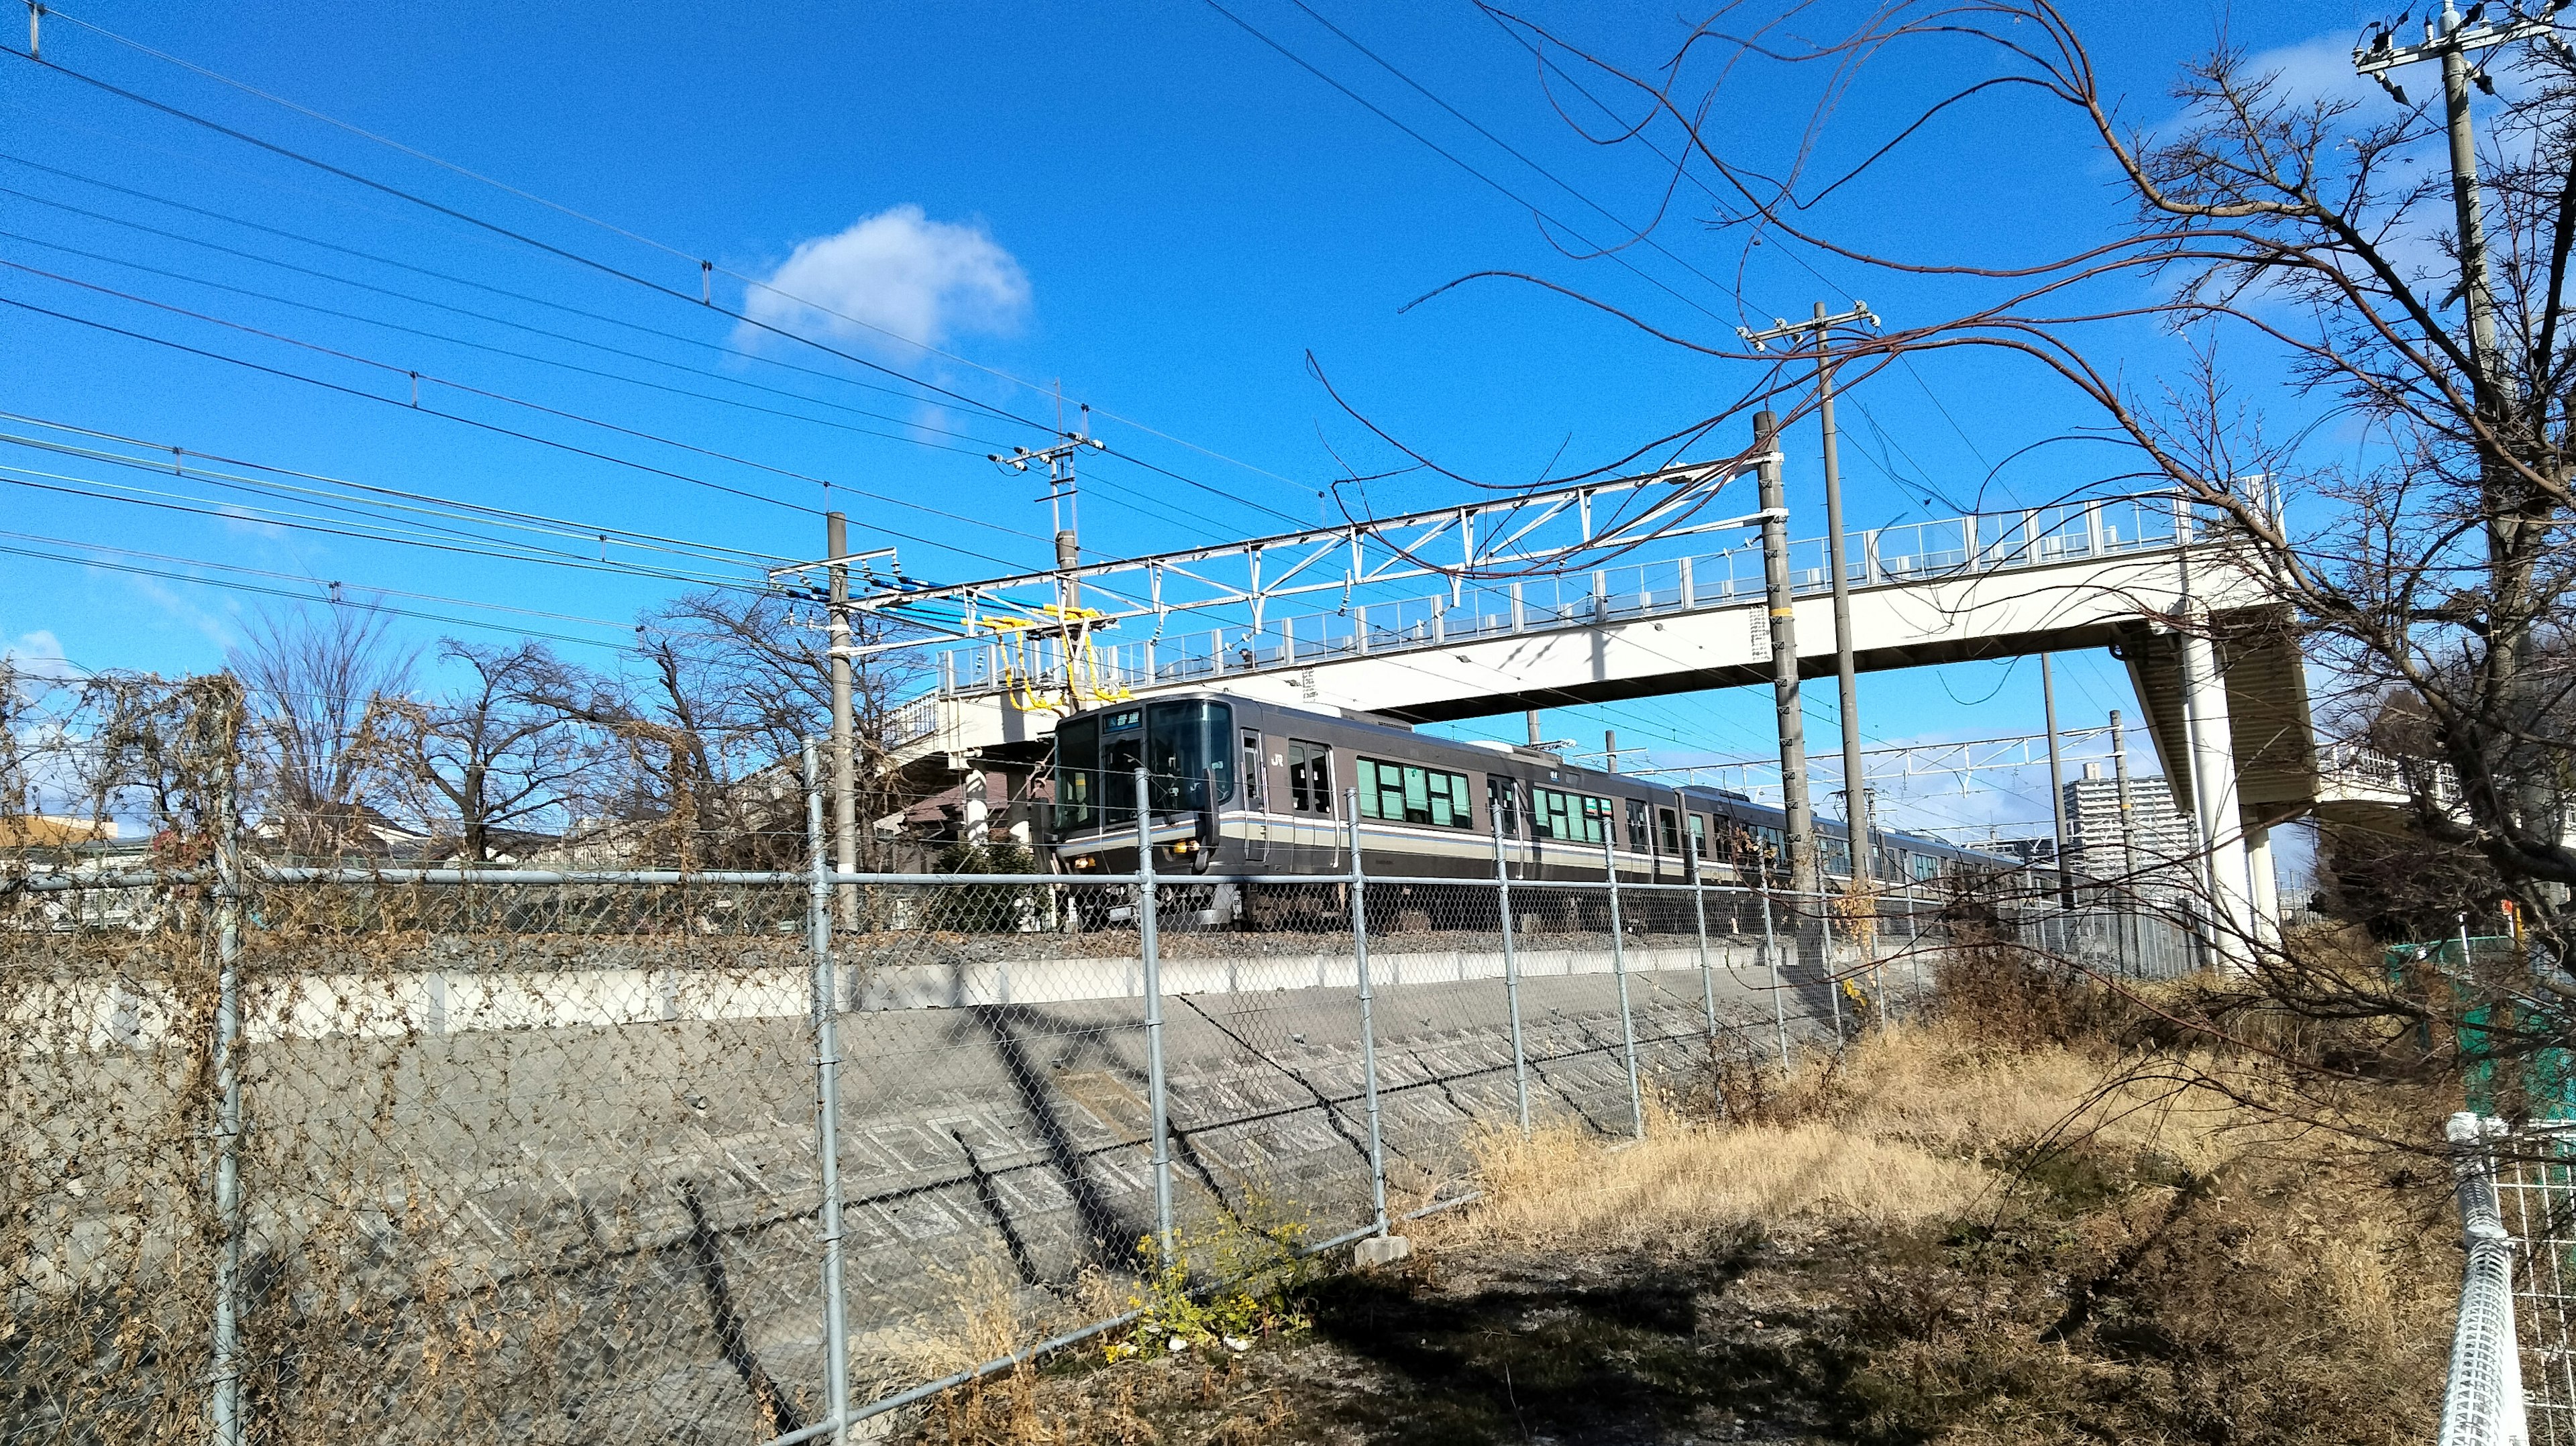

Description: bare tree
[229,604,415,857]
[513,590,918,868]
[385,639,602,864]
[1333,5,2571,949]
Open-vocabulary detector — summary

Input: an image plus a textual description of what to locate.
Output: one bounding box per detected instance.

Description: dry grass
[904,956,2457,1445]
[1458,1015,2252,1256]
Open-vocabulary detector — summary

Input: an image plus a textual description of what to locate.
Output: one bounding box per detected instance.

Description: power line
[1201,0,1733,332]
[0,41,1078,445]
[0,278,1069,567]
[0,153,1055,431]
[0,525,637,631]
[0,535,641,653]
[0,191,1303,544]
[0,411,785,567]
[0,437,769,590]
[32,5,1321,500]
[0,194,1037,453]
[0,459,783,592]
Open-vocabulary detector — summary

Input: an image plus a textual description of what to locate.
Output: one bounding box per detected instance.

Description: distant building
[2061,763,2196,888]
[0,814,117,847]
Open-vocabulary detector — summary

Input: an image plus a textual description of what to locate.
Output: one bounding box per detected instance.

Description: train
[1042,691,2011,917]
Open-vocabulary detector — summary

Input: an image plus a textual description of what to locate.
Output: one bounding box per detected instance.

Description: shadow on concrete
[682,1182,803,1438]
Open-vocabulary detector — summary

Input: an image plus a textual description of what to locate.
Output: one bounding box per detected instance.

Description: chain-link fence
[7,771,2019,1444]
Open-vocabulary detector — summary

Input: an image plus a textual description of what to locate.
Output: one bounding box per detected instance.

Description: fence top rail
[7,863,1949,901]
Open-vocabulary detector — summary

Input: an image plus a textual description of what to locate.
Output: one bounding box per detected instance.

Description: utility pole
[1526,710,1542,748]
[1603,728,1619,775]
[826,512,857,926]
[2355,1,2533,392]
[987,410,1109,689]
[1743,302,1879,925]
[769,536,902,924]
[2357,1,2555,843]
[2041,654,2073,910]
[2110,708,2139,887]
[1752,408,1819,897]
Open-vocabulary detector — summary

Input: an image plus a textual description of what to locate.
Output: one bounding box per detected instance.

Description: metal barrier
[2,767,2031,1444]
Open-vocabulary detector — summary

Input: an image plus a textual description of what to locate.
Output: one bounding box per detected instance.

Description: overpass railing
[902,495,2196,735]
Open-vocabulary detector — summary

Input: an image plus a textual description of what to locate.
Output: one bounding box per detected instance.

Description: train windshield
[1054,700,1233,834]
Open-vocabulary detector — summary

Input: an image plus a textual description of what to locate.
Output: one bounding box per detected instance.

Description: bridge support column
[962,767,990,845]
[2180,629,2257,971]
[2243,822,2281,948]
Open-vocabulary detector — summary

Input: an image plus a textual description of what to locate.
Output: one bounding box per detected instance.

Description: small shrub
[1107,1194,1317,1361]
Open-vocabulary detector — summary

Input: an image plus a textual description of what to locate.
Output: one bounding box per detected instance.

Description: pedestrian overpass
[863,465,2374,956]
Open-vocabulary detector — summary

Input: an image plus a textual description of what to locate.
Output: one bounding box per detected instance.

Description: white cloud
[2240,31,2380,113]
[739,204,1030,353]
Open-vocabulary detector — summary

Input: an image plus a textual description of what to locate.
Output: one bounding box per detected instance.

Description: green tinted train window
[1357,757,1472,828]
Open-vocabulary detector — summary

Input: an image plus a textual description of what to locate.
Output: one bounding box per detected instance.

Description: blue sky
[0,0,2393,849]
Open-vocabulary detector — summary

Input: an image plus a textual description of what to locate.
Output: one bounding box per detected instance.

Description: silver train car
[1045,691,2008,903]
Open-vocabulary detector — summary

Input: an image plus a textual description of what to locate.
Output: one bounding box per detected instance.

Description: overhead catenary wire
[0,282,1063,572]
[0,460,784,593]
[0,208,1275,545]
[25,7,1322,501]
[0,525,639,631]
[0,410,786,567]
[5,30,1326,527]
[0,189,1042,455]
[0,535,646,653]
[0,154,1063,434]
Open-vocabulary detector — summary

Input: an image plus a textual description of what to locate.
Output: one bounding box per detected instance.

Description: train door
[1240,728,1270,864]
[1286,738,1335,867]
[1656,806,1683,878]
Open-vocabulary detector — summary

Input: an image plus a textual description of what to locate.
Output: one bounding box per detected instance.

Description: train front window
[1357,758,1472,828]
[1102,708,1144,824]
[1144,699,1232,811]
[1053,715,1100,833]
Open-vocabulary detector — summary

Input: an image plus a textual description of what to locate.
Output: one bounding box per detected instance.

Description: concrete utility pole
[2110,708,2139,885]
[2041,654,2074,909]
[2355,0,2532,391]
[1752,408,1819,897]
[1742,302,1878,911]
[1604,728,1619,774]
[2357,1,2555,844]
[1526,710,1542,748]
[826,512,857,926]
[986,406,1109,680]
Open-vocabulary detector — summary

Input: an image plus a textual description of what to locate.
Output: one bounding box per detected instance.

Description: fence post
[1134,769,1175,1264]
[1686,832,1716,1040]
[1822,897,1845,1044]
[1491,813,1530,1137]
[1602,832,1645,1140]
[1345,790,1390,1235]
[210,772,244,1446]
[2438,1112,2529,1446]
[802,742,851,1443]
[1760,883,1788,1069]
[1907,886,1925,999]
